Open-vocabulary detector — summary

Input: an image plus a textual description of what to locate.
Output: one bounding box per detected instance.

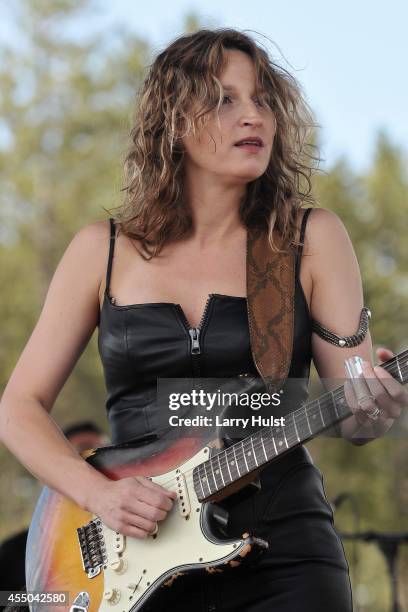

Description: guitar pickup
[175,470,190,517]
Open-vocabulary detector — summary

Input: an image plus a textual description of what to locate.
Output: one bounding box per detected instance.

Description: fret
[195,466,206,500]
[318,398,325,427]
[204,460,217,494]
[325,393,345,429]
[241,440,250,472]
[325,391,339,425]
[242,438,256,470]
[225,446,240,482]
[250,436,259,467]
[396,355,403,383]
[233,444,242,477]
[331,391,339,419]
[200,464,212,498]
[334,390,350,418]
[308,402,322,434]
[282,427,289,449]
[216,451,230,486]
[264,432,278,459]
[304,404,313,436]
[217,453,226,487]
[223,448,233,481]
[209,456,222,491]
[292,412,300,442]
[238,440,249,475]
[283,416,299,447]
[260,435,268,461]
[270,429,278,455]
[273,426,287,453]
[210,456,221,492]
[253,432,266,466]
[235,441,248,475]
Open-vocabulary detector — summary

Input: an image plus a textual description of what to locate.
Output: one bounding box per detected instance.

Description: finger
[140,476,178,499]
[375,347,394,364]
[133,479,176,511]
[125,499,167,522]
[346,384,383,425]
[358,362,396,421]
[344,357,384,425]
[120,509,157,534]
[372,365,407,417]
[343,379,361,414]
[122,524,150,539]
[343,380,378,434]
[363,362,401,420]
[344,356,373,403]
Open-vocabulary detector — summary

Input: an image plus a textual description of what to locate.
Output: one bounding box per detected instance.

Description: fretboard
[193,348,408,502]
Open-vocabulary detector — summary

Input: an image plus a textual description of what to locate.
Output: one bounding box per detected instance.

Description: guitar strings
[108,356,406,495]
[157,356,408,494]
[152,356,408,493]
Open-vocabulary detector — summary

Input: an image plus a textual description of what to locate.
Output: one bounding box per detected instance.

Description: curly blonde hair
[110,28,320,258]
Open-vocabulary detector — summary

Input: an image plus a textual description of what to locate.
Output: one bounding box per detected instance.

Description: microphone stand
[339,530,408,612]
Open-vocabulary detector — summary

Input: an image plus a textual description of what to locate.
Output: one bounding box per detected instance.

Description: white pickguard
[96,446,244,611]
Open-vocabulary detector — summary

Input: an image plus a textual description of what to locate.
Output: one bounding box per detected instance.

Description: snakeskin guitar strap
[246,226,296,393]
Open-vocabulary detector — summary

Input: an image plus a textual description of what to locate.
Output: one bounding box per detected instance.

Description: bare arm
[304,208,394,443]
[0,222,109,505]
[0,221,175,537]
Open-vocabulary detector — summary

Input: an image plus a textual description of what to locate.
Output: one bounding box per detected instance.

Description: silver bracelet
[312,307,371,347]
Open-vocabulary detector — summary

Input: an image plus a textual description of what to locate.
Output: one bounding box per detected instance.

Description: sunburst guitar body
[26,349,408,611]
[26,434,267,612]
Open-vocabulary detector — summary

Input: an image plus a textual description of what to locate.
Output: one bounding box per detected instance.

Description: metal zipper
[189,328,201,354]
[177,294,216,377]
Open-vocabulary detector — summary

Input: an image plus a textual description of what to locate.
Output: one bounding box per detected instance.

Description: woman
[0,28,406,611]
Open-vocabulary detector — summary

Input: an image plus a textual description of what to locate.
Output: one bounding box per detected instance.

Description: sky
[2,0,408,173]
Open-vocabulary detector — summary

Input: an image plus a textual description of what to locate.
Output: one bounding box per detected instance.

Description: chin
[235,167,266,182]
[216,163,267,184]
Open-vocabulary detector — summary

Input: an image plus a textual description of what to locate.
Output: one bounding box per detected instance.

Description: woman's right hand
[91,475,178,539]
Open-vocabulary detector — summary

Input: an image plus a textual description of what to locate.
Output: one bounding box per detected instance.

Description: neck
[193,348,408,502]
[184,168,247,246]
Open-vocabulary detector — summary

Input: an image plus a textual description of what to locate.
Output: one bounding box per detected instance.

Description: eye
[222,95,232,104]
[255,92,273,108]
[254,95,269,107]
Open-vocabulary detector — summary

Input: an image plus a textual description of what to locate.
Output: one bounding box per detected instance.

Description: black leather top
[97,210,313,444]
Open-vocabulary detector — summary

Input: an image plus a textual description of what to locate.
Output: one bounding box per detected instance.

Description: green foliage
[0,2,407,609]
[315,136,408,351]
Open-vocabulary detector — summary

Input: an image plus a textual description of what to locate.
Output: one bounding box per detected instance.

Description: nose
[238,100,263,127]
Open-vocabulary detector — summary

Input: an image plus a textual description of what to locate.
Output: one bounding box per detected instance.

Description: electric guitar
[25,350,408,611]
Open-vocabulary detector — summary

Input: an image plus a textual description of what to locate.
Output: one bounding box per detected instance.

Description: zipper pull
[189,327,201,354]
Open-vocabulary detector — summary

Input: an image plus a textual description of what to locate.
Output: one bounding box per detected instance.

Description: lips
[234,137,264,147]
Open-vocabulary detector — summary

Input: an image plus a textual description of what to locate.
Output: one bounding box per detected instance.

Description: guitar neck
[193,348,408,502]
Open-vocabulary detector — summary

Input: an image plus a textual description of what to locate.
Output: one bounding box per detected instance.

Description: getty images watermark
[167,387,286,428]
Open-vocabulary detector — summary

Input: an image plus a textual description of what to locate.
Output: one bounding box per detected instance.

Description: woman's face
[182,49,276,185]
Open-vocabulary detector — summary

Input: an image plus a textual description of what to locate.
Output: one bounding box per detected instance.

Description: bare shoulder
[70,219,110,256]
[299,206,362,305]
[67,219,111,285]
[299,207,352,257]
[0,219,112,412]
[293,207,359,314]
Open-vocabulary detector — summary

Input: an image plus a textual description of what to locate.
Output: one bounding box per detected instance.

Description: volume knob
[109,557,128,574]
[103,588,121,604]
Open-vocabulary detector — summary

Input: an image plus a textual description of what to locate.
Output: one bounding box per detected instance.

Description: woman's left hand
[345,347,408,438]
